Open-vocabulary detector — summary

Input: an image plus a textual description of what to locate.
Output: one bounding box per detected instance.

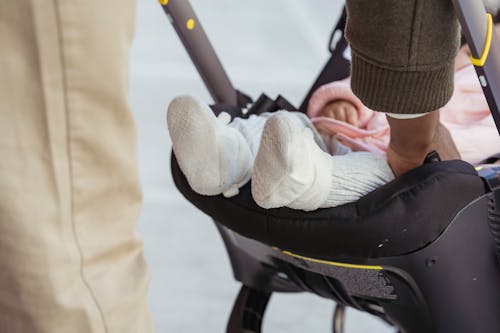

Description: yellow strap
[158,0,168,5]
[470,13,493,67]
[279,250,383,271]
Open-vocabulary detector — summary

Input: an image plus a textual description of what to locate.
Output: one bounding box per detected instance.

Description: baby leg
[252,111,394,211]
[167,96,253,197]
[229,111,328,156]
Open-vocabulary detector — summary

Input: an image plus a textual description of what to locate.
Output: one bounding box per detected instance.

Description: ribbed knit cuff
[350,52,455,114]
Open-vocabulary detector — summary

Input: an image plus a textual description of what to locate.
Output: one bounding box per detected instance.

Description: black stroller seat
[173,150,484,260]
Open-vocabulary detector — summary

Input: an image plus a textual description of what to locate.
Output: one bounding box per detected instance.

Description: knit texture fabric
[167,96,253,197]
[350,53,455,114]
[345,0,460,114]
[252,112,394,211]
[321,152,395,208]
[169,97,395,210]
[252,112,334,211]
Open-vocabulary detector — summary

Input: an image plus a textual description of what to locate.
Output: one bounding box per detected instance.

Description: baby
[167,97,394,212]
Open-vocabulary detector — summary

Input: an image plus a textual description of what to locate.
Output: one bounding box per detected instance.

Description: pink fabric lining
[307,64,500,165]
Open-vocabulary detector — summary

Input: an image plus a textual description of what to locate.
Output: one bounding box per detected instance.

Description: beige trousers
[0,1,153,332]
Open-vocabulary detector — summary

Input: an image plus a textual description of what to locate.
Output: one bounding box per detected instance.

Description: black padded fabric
[171,154,487,260]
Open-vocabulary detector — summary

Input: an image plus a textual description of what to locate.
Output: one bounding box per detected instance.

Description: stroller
[160,1,500,332]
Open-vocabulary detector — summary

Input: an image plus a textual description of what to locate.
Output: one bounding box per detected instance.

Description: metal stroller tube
[159,0,237,105]
[453,0,488,57]
[453,0,500,133]
[332,304,345,333]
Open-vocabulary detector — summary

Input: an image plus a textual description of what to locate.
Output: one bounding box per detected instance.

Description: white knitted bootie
[252,112,394,211]
[167,96,252,197]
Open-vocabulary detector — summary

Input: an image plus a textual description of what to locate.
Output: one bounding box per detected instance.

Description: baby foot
[167,96,252,197]
[252,111,333,211]
[252,111,395,211]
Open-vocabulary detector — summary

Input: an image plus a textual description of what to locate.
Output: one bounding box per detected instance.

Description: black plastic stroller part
[489,188,500,265]
[226,286,271,333]
[478,164,500,188]
[423,150,442,164]
[173,148,500,332]
[161,1,500,332]
[476,153,500,188]
[479,152,500,164]
[453,0,500,133]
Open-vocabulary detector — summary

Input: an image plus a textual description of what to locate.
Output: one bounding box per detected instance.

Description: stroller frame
[160,1,500,332]
[161,0,500,129]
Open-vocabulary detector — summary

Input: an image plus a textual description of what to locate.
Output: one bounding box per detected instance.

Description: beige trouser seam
[53,1,108,331]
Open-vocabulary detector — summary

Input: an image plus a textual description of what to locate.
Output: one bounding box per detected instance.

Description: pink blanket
[307,64,500,165]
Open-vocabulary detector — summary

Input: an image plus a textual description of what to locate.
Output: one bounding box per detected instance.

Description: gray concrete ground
[129,1,395,332]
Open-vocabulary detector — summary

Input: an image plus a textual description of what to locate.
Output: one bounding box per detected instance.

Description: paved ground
[129,1,395,332]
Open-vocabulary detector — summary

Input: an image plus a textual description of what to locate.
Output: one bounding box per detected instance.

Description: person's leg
[345,0,461,175]
[0,1,153,332]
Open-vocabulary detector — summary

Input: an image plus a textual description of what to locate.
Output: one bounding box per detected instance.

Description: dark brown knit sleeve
[345,0,461,114]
